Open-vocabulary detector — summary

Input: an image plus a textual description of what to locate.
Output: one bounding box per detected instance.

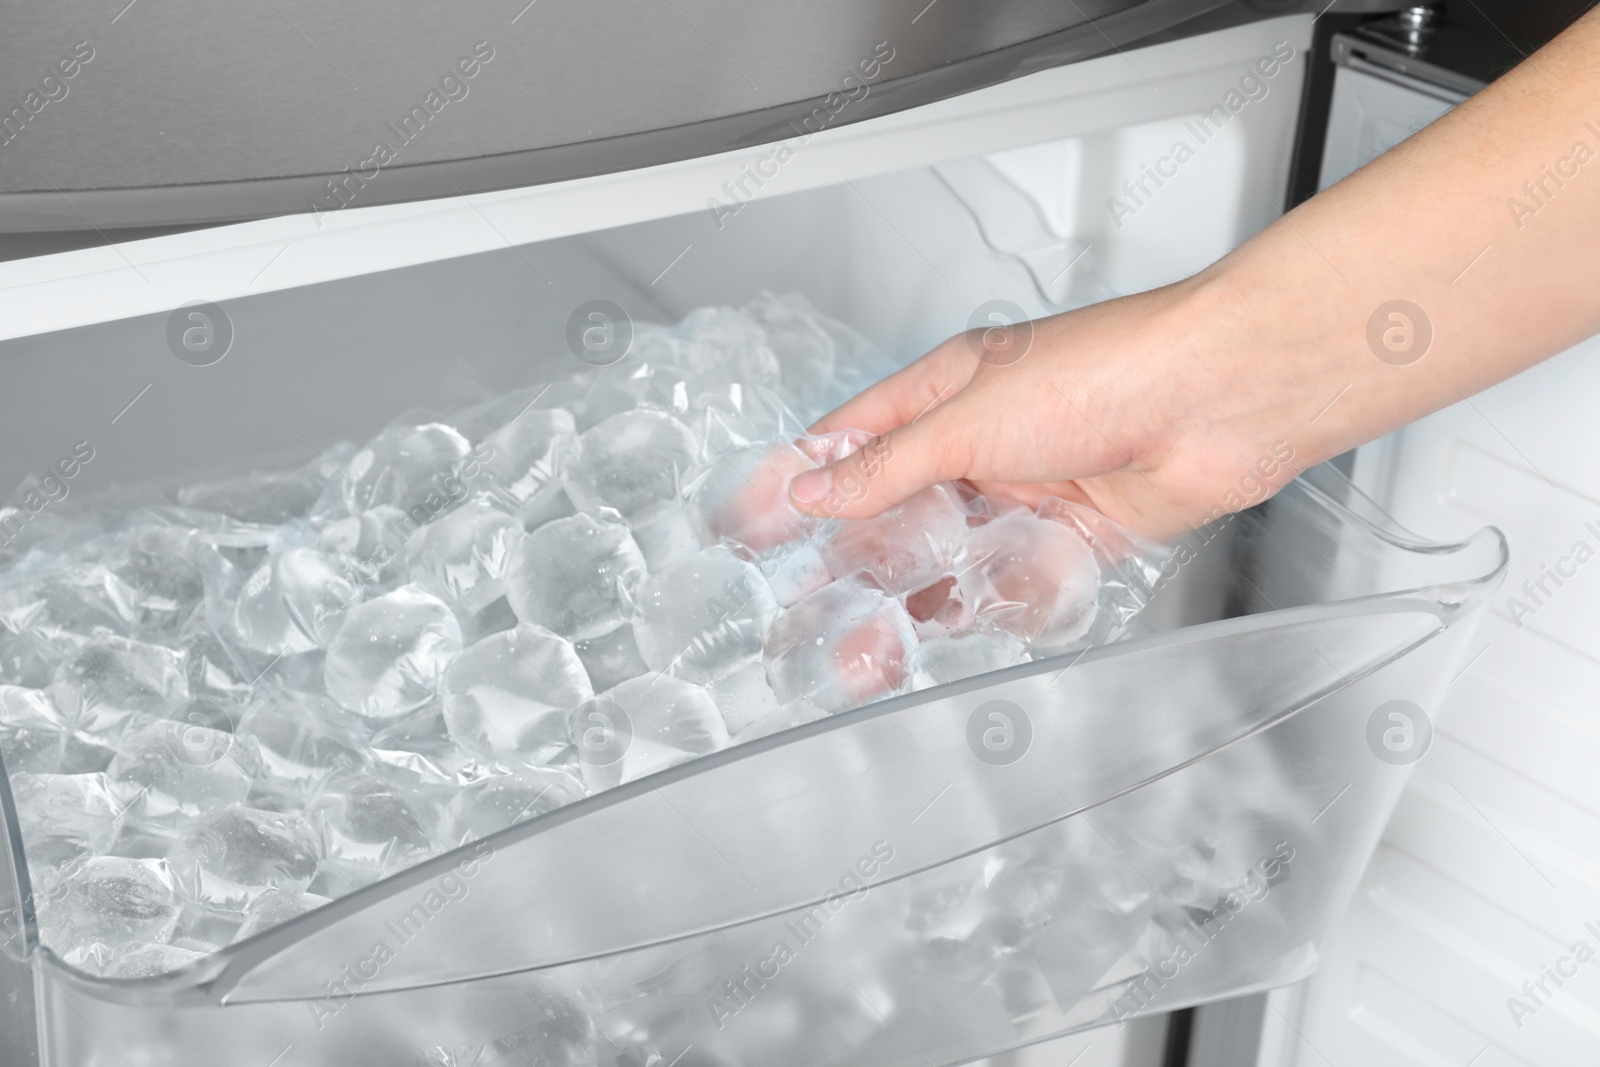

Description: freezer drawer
[0,178,1505,1067]
[0,16,1502,1067]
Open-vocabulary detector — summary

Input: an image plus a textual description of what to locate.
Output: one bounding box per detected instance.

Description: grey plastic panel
[0,0,1232,231]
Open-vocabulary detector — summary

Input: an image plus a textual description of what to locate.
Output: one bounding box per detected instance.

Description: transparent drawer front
[3,466,1504,1067]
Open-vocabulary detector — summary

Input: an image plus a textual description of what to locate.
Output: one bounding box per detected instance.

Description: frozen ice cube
[36,856,180,952]
[441,624,593,767]
[0,684,69,773]
[0,626,78,690]
[674,306,782,389]
[317,505,411,587]
[693,381,808,455]
[479,406,574,516]
[706,663,780,737]
[11,772,122,868]
[818,485,969,594]
[734,696,829,743]
[764,583,918,713]
[306,773,435,883]
[105,718,256,830]
[179,449,350,525]
[106,526,230,640]
[572,673,728,791]
[506,512,647,641]
[744,292,837,408]
[911,633,1028,690]
[232,888,331,943]
[50,636,189,736]
[630,505,702,573]
[167,806,321,912]
[99,941,209,979]
[958,510,1101,646]
[561,409,699,521]
[324,585,464,724]
[343,423,473,517]
[684,443,818,554]
[631,546,778,684]
[436,765,586,848]
[233,546,358,654]
[367,703,479,789]
[26,557,151,637]
[755,542,833,607]
[572,625,649,693]
[237,693,369,793]
[404,497,524,615]
[179,622,262,703]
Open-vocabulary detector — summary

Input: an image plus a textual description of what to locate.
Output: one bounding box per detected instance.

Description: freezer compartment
[0,147,1503,1066]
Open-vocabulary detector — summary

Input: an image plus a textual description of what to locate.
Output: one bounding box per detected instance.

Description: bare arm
[791,9,1600,539]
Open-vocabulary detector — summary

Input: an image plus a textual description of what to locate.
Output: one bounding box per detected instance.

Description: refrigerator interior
[1262,30,1600,1067]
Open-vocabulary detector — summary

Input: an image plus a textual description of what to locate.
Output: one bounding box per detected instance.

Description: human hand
[788,278,1327,541]
[789,7,1600,541]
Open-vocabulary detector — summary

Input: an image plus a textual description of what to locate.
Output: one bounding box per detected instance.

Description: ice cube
[233,547,358,654]
[630,505,702,573]
[0,626,78,690]
[764,583,919,713]
[179,449,350,525]
[706,663,780,737]
[571,673,728,791]
[167,806,321,912]
[674,306,782,389]
[11,772,122,868]
[744,291,837,408]
[0,684,69,773]
[684,443,818,554]
[693,381,808,455]
[436,765,587,848]
[958,510,1101,646]
[237,693,369,793]
[107,525,230,640]
[50,636,189,736]
[818,485,969,594]
[441,624,593,767]
[631,546,778,683]
[324,585,464,725]
[368,703,479,789]
[36,856,180,952]
[99,941,209,979]
[404,497,524,615]
[911,633,1028,690]
[479,406,574,516]
[344,423,473,516]
[506,512,647,640]
[561,409,699,521]
[317,505,411,587]
[105,718,256,830]
[232,888,331,942]
[756,542,834,607]
[572,625,649,693]
[306,773,435,883]
[180,622,262,703]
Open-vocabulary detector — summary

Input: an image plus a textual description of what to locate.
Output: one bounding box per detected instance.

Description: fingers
[790,400,972,520]
[809,334,977,436]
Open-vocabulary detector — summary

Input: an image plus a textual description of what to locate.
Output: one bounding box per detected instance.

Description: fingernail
[790,467,831,504]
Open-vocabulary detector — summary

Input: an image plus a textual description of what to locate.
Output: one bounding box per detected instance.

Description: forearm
[1174,7,1600,467]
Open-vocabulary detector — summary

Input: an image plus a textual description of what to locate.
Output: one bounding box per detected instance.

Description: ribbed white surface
[1282,340,1600,1067]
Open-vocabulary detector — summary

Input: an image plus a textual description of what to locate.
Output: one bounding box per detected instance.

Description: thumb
[789,402,971,520]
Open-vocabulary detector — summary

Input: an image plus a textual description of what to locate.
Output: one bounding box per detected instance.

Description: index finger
[810,333,978,435]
